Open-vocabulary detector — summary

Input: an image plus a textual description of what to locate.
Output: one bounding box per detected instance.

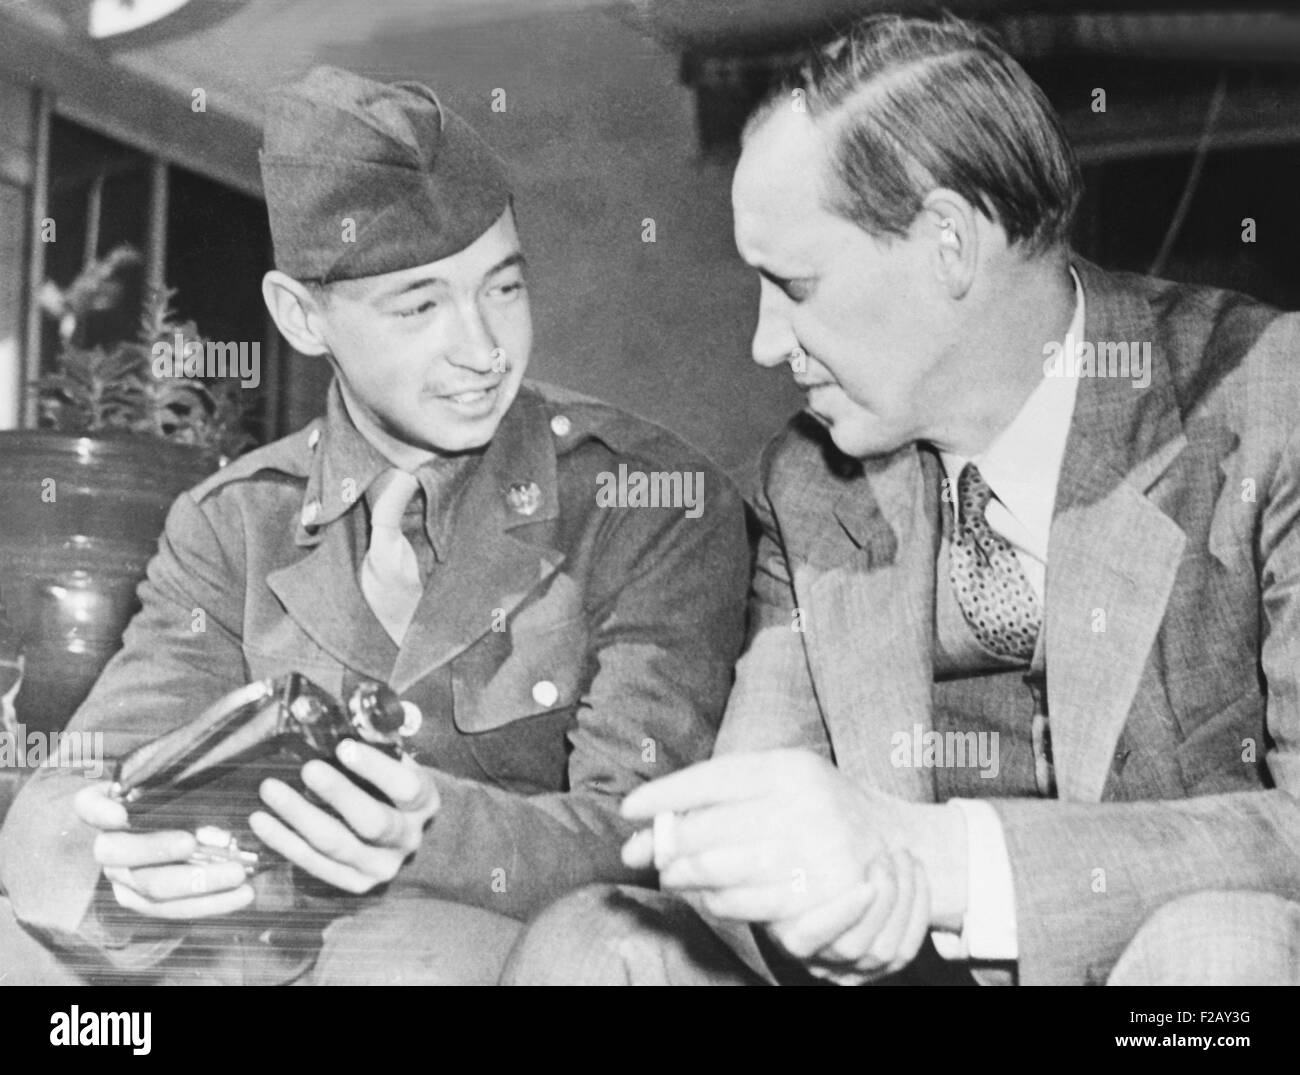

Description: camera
[108,672,421,873]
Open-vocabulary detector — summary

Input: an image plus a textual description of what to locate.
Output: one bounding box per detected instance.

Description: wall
[278,7,803,485]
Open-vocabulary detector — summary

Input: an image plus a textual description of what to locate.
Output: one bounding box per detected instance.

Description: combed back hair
[746,14,1081,255]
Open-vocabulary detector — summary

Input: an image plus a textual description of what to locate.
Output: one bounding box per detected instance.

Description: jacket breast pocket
[451,615,591,734]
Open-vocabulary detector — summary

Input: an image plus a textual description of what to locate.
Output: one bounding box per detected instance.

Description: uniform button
[531,680,559,708]
[550,414,571,437]
[507,480,542,517]
[307,427,321,449]
[301,499,321,527]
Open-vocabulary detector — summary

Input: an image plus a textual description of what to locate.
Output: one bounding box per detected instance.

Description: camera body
[109,672,420,873]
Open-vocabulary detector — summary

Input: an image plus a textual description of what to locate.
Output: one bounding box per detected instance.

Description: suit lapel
[1046,260,1188,801]
[390,388,566,693]
[796,444,939,802]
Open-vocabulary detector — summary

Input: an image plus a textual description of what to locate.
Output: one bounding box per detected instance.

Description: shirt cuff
[930,799,1018,962]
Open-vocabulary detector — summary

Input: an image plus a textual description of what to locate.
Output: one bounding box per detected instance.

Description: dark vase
[0,431,220,735]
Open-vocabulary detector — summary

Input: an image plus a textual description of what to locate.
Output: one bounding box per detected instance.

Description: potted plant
[0,245,259,738]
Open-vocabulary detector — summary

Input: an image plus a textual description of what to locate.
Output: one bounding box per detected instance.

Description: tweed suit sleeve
[715,440,834,760]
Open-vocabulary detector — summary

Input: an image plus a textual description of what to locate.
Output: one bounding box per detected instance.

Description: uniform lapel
[267,511,398,684]
[1045,260,1188,801]
[390,388,566,693]
[796,444,939,802]
[266,387,397,683]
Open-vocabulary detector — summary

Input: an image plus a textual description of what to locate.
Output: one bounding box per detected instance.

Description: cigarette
[652,811,678,870]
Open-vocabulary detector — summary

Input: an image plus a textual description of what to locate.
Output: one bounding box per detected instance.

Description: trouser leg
[0,894,94,986]
[502,884,763,986]
[309,893,523,985]
[1108,890,1300,985]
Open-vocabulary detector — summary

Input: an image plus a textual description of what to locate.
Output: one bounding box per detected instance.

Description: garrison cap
[260,66,512,283]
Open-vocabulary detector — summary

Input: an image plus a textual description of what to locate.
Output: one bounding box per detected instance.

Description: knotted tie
[361,468,423,644]
[949,463,1042,661]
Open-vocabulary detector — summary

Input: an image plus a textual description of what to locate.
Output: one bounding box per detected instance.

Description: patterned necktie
[949,462,1042,661]
[361,468,423,644]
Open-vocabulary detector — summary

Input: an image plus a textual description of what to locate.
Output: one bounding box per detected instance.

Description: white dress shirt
[931,268,1084,962]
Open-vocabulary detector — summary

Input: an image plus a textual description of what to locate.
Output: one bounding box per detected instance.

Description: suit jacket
[0,378,749,971]
[713,259,1300,985]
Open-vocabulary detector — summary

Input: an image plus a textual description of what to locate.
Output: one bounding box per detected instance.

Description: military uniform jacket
[0,379,749,964]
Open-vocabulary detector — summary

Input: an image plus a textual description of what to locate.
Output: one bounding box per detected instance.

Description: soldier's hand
[249,740,440,894]
[75,782,255,919]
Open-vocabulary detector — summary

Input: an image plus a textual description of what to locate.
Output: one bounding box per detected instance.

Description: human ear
[262,271,332,356]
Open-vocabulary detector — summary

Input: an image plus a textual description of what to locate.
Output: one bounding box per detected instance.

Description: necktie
[949,462,1042,662]
[361,468,423,644]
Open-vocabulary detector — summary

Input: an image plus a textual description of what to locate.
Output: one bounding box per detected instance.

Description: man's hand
[768,846,931,985]
[623,750,895,918]
[621,749,958,980]
[76,783,255,920]
[249,739,440,894]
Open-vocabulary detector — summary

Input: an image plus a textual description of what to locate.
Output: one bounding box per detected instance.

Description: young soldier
[0,67,748,985]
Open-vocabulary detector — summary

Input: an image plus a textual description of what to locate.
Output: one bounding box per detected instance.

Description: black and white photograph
[0,0,1295,1038]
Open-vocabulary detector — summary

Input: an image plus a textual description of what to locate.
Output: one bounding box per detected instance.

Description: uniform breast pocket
[450,615,591,735]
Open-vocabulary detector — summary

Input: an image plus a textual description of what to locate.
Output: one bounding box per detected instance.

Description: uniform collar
[295,379,557,547]
[295,381,389,544]
[474,382,561,532]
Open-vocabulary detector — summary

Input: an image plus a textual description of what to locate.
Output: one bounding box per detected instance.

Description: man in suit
[502,13,1300,986]
[0,66,748,985]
